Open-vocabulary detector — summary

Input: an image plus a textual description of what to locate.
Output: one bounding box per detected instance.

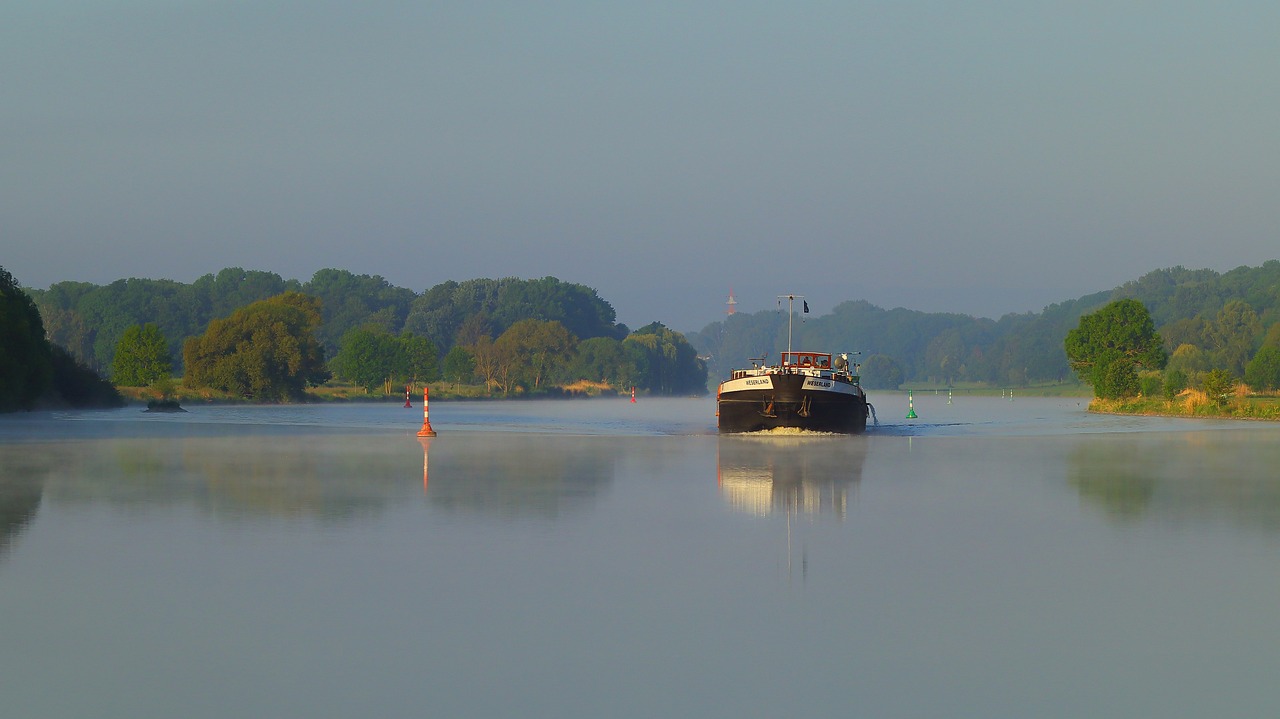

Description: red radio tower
[726,288,737,316]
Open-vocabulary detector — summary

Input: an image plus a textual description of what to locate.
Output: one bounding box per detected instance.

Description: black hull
[717,374,867,434]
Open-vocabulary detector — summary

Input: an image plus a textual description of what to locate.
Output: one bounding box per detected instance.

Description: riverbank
[115,379,626,406]
[900,382,1091,398]
[1089,390,1280,420]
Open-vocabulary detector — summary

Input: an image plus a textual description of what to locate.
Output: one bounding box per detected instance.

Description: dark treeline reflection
[1069,430,1280,530]
[0,448,47,561]
[716,435,866,518]
[422,434,619,519]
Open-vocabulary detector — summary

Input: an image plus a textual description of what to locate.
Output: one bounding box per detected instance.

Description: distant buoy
[947,388,953,405]
[906,391,918,419]
[631,386,636,403]
[404,385,412,408]
[417,387,437,437]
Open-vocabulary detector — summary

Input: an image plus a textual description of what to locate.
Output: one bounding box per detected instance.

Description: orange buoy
[417,387,437,437]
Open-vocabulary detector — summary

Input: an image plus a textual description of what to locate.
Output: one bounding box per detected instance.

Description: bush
[1138,373,1162,398]
[1162,369,1188,399]
[1096,359,1139,399]
[1202,369,1234,408]
[1244,346,1280,391]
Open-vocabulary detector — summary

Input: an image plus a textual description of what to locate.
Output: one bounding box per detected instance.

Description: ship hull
[717,373,867,434]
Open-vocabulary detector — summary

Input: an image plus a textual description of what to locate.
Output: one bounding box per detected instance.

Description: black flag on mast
[803,300,809,313]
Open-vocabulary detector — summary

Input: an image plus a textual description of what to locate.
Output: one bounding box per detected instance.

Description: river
[2,395,1279,717]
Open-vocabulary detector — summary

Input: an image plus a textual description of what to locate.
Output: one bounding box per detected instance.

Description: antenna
[726,288,737,316]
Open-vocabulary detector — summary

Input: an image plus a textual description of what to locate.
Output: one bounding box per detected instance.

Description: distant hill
[688,260,1280,387]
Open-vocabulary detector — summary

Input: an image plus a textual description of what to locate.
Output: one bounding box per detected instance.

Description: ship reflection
[716,434,866,518]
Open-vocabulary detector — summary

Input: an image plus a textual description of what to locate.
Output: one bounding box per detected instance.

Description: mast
[778,294,804,360]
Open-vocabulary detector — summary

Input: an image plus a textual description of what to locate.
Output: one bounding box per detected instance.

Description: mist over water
[3,397,1280,717]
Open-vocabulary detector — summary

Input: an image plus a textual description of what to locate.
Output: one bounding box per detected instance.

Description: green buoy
[906,391,918,419]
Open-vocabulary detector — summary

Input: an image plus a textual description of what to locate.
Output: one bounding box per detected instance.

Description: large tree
[112,323,172,386]
[330,326,439,392]
[183,292,330,401]
[1064,299,1166,399]
[495,319,577,390]
[0,267,53,410]
[623,322,707,395]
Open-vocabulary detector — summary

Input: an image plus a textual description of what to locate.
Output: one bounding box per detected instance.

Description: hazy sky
[6,2,1280,331]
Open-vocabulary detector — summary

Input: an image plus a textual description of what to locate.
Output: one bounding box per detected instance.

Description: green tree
[1202,368,1235,407]
[859,354,904,390]
[496,319,577,390]
[395,332,439,385]
[0,267,53,410]
[623,323,706,395]
[1244,346,1280,392]
[1097,360,1139,399]
[1166,343,1211,375]
[329,327,437,392]
[183,292,330,401]
[568,337,630,387]
[49,345,123,408]
[111,323,172,386]
[442,345,476,383]
[1163,369,1188,399]
[302,269,415,355]
[469,336,501,391]
[1206,300,1262,376]
[330,326,400,392]
[1065,299,1166,399]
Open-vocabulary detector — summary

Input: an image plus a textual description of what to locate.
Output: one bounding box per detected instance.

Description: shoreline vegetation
[116,379,630,406]
[114,380,1091,407]
[1089,388,1280,421]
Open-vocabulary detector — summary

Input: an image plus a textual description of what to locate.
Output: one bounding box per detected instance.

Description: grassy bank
[1090,389,1280,420]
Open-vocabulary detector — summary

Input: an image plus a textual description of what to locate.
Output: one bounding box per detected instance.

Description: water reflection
[422,434,620,518]
[0,446,47,561]
[27,435,419,521]
[1069,430,1280,530]
[716,435,866,518]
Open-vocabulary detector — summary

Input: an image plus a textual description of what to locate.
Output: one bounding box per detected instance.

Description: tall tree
[111,323,172,386]
[441,345,476,384]
[623,323,707,395]
[1064,299,1166,399]
[1206,300,1262,376]
[495,319,577,390]
[0,267,53,410]
[183,292,329,401]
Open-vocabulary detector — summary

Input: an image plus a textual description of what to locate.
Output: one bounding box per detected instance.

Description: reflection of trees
[424,434,619,518]
[40,435,421,521]
[6,433,621,525]
[1069,432,1280,530]
[0,447,46,562]
[716,435,866,518]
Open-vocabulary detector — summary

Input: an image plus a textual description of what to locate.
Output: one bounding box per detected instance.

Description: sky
[5,2,1280,332]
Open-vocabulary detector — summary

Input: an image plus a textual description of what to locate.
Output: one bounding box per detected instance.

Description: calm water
[2,395,1280,718]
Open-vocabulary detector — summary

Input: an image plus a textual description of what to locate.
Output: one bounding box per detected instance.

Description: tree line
[688,260,1280,391]
[21,258,1280,405]
[23,268,707,402]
